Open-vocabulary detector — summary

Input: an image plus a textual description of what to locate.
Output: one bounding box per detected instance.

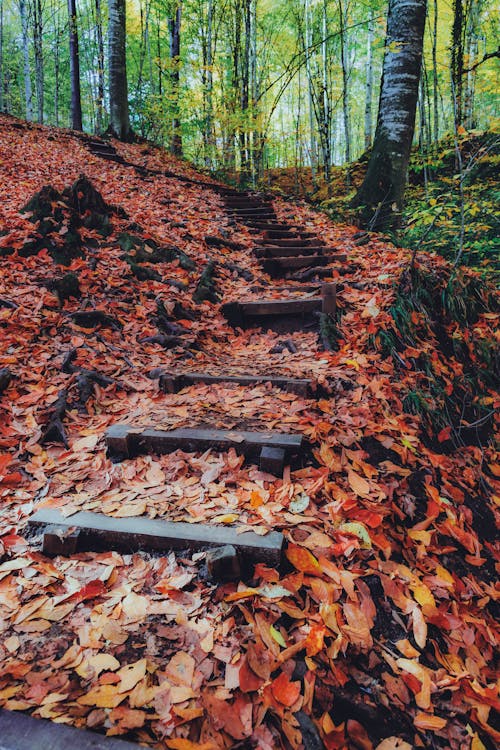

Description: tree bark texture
[169,4,182,156]
[19,0,33,121]
[352,0,427,229]
[108,0,130,140]
[68,0,83,130]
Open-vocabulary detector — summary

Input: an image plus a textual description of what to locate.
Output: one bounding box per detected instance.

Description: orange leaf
[166,740,216,750]
[413,713,447,731]
[347,470,370,497]
[286,544,321,575]
[305,623,326,656]
[271,672,301,707]
[239,657,264,693]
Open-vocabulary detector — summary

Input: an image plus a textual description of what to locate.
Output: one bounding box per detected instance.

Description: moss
[193,261,219,303]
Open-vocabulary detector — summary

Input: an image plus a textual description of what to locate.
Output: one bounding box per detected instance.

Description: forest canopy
[0,0,498,179]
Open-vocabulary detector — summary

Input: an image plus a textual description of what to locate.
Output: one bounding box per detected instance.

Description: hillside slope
[0,115,499,750]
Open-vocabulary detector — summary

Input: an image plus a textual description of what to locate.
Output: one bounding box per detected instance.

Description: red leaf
[68,579,107,603]
[271,672,301,707]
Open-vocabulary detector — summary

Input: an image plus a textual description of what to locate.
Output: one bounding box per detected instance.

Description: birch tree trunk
[19,0,33,121]
[304,0,317,186]
[364,11,374,150]
[339,0,350,165]
[204,0,214,166]
[169,4,182,156]
[320,0,331,183]
[108,0,130,139]
[352,0,427,229]
[68,0,83,130]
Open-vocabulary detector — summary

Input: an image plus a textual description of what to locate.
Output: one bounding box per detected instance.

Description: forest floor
[0,113,499,750]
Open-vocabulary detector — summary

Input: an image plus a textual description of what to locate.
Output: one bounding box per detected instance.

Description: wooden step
[0,709,139,750]
[261,254,346,275]
[106,424,304,463]
[28,509,285,567]
[262,230,316,240]
[246,222,300,230]
[255,246,320,258]
[229,206,275,215]
[262,238,320,247]
[159,372,315,397]
[225,199,264,208]
[222,297,322,328]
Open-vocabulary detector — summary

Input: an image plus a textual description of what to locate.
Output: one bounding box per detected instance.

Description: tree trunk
[169,4,182,156]
[364,11,374,150]
[0,0,4,113]
[19,0,33,121]
[95,0,105,134]
[108,0,130,140]
[204,0,214,167]
[339,0,350,165]
[304,0,317,187]
[68,0,83,130]
[432,0,439,143]
[33,0,44,122]
[320,0,331,183]
[352,0,426,229]
[451,0,464,127]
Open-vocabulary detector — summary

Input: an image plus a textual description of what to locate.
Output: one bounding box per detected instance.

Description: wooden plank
[159,371,315,397]
[261,254,346,274]
[322,282,337,315]
[246,222,300,230]
[261,238,320,247]
[239,298,321,316]
[255,246,320,258]
[28,509,285,566]
[229,206,275,215]
[0,709,139,750]
[106,424,304,461]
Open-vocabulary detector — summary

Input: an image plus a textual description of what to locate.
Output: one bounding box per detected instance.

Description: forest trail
[0,116,498,750]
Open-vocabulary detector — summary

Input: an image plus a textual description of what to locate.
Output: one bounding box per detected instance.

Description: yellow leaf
[270,624,287,648]
[338,522,372,548]
[411,583,436,609]
[471,734,487,750]
[117,658,147,693]
[213,513,238,524]
[78,684,126,708]
[76,653,120,679]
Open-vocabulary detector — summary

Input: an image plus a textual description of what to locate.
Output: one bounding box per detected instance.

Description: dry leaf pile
[0,115,498,750]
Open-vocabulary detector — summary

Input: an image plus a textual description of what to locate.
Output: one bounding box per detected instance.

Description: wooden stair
[158,371,315,397]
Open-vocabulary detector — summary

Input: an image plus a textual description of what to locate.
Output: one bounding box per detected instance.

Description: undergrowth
[371,264,499,452]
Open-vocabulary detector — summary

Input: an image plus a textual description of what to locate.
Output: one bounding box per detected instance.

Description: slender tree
[19,0,33,121]
[68,0,83,130]
[364,10,374,149]
[33,0,44,122]
[95,0,105,133]
[108,0,131,139]
[352,0,427,229]
[0,0,4,113]
[169,3,182,155]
